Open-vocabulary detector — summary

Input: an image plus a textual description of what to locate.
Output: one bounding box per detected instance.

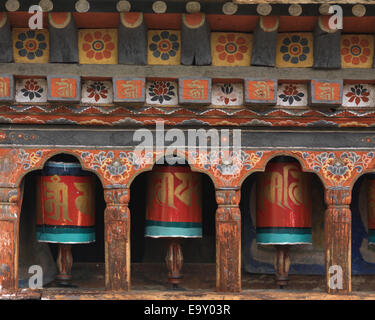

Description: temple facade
[1,0,375,298]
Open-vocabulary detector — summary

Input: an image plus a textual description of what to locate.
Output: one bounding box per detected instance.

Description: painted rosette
[367,178,375,244]
[36,161,95,244]
[145,165,202,238]
[256,158,312,245]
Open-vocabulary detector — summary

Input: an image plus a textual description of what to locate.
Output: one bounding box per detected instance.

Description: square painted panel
[16,78,47,103]
[341,35,374,68]
[47,75,81,102]
[343,83,375,107]
[13,28,49,63]
[146,80,178,106]
[276,33,313,68]
[244,79,277,105]
[148,30,181,65]
[211,83,243,106]
[81,80,113,104]
[0,75,14,101]
[78,29,118,64]
[179,78,211,104]
[211,32,252,67]
[113,78,145,103]
[277,83,308,107]
[310,80,342,106]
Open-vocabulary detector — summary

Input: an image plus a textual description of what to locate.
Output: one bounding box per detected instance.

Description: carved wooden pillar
[215,188,241,292]
[104,188,131,291]
[324,187,351,294]
[0,187,22,291]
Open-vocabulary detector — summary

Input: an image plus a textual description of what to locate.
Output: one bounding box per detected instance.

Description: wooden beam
[2,63,375,80]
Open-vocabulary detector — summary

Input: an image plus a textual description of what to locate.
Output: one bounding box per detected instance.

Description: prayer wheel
[367,177,375,245]
[36,161,95,285]
[256,157,312,287]
[145,164,202,289]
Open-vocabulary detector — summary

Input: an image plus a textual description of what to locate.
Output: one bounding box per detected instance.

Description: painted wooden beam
[48,13,78,63]
[181,13,212,66]
[118,12,148,65]
[251,16,278,67]
[313,16,341,69]
[0,13,13,63]
[2,63,375,80]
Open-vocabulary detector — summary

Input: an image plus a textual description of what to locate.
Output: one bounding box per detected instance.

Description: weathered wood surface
[313,18,341,69]
[181,13,212,66]
[251,18,277,67]
[118,13,148,65]
[37,289,375,300]
[104,188,131,291]
[49,13,78,63]
[4,63,375,80]
[215,189,241,293]
[0,14,12,63]
[324,188,352,294]
[0,187,22,291]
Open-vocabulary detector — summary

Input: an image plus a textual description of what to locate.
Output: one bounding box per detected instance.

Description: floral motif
[80,150,153,186]
[278,84,305,105]
[14,30,47,61]
[301,151,374,186]
[345,84,370,105]
[341,36,372,66]
[216,34,249,63]
[149,31,179,61]
[81,30,116,61]
[280,35,310,64]
[148,81,175,104]
[190,150,263,186]
[20,80,44,101]
[218,84,238,105]
[86,82,108,102]
[14,149,43,170]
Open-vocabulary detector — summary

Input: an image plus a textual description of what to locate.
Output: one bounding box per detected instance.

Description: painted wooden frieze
[147,30,181,65]
[179,78,211,105]
[211,32,252,67]
[277,83,308,107]
[113,77,145,103]
[146,80,178,106]
[0,74,14,101]
[47,75,80,102]
[343,83,375,107]
[78,29,118,64]
[81,80,113,104]
[310,80,342,107]
[12,28,49,63]
[15,78,47,103]
[276,33,313,68]
[244,79,277,105]
[211,83,243,106]
[341,35,374,69]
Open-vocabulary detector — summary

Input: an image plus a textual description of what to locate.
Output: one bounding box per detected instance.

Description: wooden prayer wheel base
[165,239,185,290]
[55,244,76,287]
[274,245,291,289]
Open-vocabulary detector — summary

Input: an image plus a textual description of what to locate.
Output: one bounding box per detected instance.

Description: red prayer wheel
[256,158,312,245]
[145,165,202,238]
